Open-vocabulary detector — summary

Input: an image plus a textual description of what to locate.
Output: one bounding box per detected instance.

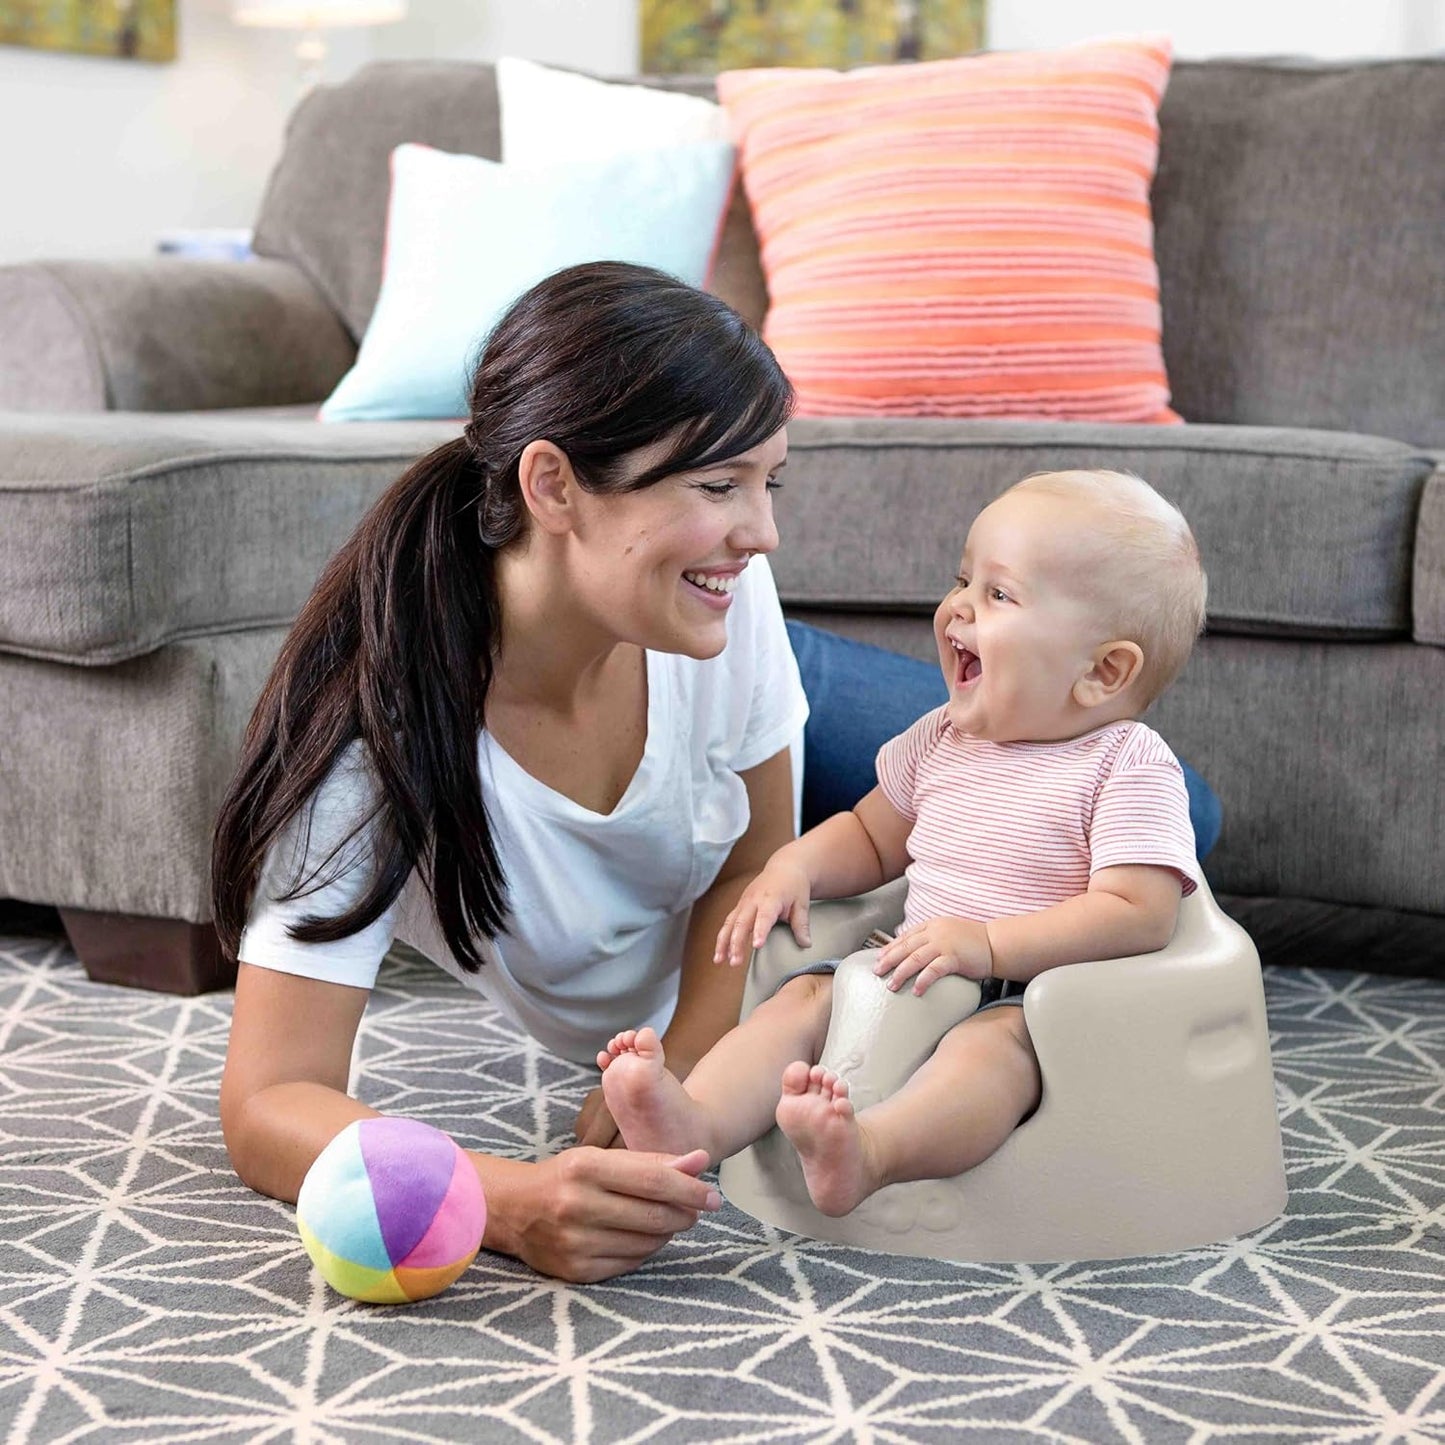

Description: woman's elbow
[220,1086,278,1198]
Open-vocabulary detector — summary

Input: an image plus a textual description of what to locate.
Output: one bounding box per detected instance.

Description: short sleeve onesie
[875,709,1200,932]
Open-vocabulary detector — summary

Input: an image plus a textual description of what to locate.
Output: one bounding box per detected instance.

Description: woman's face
[569,426,789,660]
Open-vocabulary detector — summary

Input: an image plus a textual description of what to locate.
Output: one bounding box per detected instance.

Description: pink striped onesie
[876,707,1200,936]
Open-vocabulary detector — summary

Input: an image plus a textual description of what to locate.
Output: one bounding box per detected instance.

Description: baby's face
[933,490,1116,743]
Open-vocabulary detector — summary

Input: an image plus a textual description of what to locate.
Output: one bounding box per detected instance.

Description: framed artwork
[642,0,987,74]
[0,0,177,62]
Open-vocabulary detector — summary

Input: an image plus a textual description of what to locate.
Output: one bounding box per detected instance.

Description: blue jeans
[786,620,1222,862]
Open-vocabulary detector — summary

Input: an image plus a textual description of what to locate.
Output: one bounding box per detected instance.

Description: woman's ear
[516,440,577,536]
[1074,640,1145,709]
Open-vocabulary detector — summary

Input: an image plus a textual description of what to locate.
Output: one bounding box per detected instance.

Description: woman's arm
[223,964,721,1282]
[572,747,796,1148]
[664,746,799,1078]
[220,965,377,1201]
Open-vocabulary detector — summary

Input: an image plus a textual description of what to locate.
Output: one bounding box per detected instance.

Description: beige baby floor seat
[719,875,1287,1262]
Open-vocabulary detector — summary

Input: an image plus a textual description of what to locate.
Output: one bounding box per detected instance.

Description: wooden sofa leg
[59,909,236,995]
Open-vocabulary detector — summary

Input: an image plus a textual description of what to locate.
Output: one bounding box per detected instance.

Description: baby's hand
[874,917,993,994]
[715,858,813,968]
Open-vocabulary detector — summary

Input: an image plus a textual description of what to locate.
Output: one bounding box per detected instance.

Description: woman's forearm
[665,869,752,1076]
[222,1081,381,1204]
[663,746,799,1075]
[226,1081,710,1279]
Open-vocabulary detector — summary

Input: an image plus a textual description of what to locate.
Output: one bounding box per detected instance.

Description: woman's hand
[714,856,813,967]
[573,1085,621,1148]
[480,1146,719,1283]
[874,916,994,994]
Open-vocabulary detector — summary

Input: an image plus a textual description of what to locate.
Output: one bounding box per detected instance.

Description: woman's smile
[682,565,744,609]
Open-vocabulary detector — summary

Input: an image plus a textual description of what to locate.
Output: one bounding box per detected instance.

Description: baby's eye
[953,573,969,591]
[989,586,1011,603]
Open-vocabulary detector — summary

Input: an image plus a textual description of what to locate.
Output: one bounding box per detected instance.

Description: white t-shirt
[238,556,808,1063]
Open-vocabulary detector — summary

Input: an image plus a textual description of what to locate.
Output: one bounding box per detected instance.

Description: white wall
[368,0,637,74]
[0,1,368,264]
[0,0,1440,267]
[988,0,1445,61]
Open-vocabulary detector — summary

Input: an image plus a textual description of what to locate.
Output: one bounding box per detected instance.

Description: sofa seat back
[251,57,1444,448]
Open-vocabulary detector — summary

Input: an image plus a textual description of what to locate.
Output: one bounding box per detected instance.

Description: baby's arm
[715,786,913,967]
[987,864,1183,982]
[876,864,1183,995]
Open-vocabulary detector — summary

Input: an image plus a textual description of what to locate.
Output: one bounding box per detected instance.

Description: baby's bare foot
[775,1062,881,1216]
[598,1027,713,1160]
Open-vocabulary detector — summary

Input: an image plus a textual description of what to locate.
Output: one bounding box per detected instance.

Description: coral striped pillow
[717,36,1180,422]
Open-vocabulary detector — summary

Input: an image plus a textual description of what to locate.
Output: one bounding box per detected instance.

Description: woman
[214,262,802,1283]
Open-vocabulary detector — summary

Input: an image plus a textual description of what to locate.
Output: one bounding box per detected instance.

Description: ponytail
[212,435,514,970]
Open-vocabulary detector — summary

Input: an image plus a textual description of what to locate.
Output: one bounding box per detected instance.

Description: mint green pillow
[321,141,737,422]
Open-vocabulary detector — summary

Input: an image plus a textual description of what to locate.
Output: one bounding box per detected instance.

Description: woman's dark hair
[211,262,794,971]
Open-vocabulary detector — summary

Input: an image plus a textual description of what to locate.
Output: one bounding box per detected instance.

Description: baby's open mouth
[951,639,982,685]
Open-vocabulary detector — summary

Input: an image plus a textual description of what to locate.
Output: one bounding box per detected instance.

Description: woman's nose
[735,490,779,556]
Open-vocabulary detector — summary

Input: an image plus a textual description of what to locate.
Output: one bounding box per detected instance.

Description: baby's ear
[1074,641,1145,709]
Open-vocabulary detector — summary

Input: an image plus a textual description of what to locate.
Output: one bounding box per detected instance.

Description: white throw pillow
[496,55,728,166]
[319,139,736,422]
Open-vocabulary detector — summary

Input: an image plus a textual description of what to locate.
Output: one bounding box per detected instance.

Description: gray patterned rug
[2,925,1442,1444]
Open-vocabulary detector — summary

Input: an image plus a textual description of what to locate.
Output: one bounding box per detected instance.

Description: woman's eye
[698,481,736,498]
[766,478,783,492]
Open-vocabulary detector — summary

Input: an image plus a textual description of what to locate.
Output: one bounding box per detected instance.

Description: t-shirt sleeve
[237,742,402,989]
[729,554,811,773]
[875,705,951,822]
[1089,728,1201,895]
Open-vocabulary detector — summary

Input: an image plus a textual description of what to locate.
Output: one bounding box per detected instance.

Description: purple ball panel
[358,1117,460,1264]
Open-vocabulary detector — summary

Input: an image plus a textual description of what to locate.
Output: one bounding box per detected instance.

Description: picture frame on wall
[0,0,177,63]
[641,0,987,74]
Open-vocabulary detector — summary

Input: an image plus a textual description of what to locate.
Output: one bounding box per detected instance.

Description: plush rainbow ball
[296,1118,486,1303]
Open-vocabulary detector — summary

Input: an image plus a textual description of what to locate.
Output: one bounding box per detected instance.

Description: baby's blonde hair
[1005,469,1207,705]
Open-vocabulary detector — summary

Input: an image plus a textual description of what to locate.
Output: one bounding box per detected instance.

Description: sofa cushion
[1154,58,1445,448]
[717,37,1179,424]
[0,412,458,665]
[770,420,1436,639]
[492,59,767,330]
[1415,464,1445,647]
[318,140,738,421]
[1,415,1431,667]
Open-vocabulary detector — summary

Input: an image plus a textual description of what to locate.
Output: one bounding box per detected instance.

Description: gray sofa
[1,57,1441,991]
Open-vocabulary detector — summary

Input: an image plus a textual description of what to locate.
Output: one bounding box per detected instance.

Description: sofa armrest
[1414,462,1445,647]
[0,258,356,412]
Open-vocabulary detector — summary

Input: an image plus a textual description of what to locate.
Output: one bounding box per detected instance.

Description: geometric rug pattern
[1,926,1442,1443]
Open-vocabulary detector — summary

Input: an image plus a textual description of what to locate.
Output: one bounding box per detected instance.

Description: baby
[599,470,1207,1216]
